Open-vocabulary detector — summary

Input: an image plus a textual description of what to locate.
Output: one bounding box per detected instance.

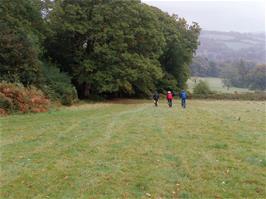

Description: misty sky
[142,0,266,33]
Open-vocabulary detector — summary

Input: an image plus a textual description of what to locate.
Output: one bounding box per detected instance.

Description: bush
[40,64,78,105]
[193,80,212,95]
[0,82,50,114]
[0,93,15,112]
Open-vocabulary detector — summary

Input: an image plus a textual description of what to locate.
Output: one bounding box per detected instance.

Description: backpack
[180,91,187,99]
[167,93,173,99]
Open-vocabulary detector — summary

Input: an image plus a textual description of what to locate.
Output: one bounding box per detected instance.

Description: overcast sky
[142,0,266,33]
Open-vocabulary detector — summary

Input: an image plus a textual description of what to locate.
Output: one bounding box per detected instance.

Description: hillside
[196,30,266,63]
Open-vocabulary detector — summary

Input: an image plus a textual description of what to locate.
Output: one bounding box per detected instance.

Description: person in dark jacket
[152,91,160,107]
[166,91,173,107]
[179,90,187,108]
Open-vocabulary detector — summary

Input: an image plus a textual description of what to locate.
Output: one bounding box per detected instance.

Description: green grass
[1,100,266,198]
[187,77,252,93]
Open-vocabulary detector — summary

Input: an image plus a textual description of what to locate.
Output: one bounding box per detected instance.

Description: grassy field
[187,77,252,93]
[1,100,266,198]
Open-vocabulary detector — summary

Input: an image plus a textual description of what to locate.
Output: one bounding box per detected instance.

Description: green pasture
[187,77,252,93]
[1,100,265,198]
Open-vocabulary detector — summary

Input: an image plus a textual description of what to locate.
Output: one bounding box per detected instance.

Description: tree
[193,80,212,95]
[0,0,44,85]
[45,0,169,97]
[43,0,201,98]
[0,0,78,104]
[248,64,266,91]
[221,60,262,90]
[156,11,201,90]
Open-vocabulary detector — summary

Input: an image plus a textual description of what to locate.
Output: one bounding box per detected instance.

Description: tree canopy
[45,0,200,97]
[0,0,44,84]
[222,61,266,91]
[1,0,201,99]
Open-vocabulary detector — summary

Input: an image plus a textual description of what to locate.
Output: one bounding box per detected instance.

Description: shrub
[193,80,212,95]
[39,64,78,105]
[0,82,50,114]
[191,92,266,101]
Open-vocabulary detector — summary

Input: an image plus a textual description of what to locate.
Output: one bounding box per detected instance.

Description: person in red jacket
[166,91,173,107]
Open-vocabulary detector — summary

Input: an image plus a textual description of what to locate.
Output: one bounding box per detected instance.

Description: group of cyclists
[152,90,187,108]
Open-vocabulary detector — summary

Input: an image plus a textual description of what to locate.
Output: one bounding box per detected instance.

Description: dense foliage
[248,65,266,90]
[0,0,77,105]
[40,63,78,105]
[0,82,50,114]
[193,80,212,95]
[45,0,200,97]
[0,0,44,85]
[1,0,200,102]
[222,61,266,91]
[190,56,221,77]
[190,57,266,91]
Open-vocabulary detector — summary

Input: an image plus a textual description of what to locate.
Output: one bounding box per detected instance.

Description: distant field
[1,100,266,198]
[187,77,253,93]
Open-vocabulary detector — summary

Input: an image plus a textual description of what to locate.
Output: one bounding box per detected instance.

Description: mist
[142,0,266,33]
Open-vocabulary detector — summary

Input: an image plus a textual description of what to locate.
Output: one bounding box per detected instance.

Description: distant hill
[196,30,266,63]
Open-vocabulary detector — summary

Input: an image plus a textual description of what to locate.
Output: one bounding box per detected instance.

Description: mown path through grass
[1,100,266,198]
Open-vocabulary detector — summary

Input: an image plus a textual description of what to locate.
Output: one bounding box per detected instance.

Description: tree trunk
[84,83,90,98]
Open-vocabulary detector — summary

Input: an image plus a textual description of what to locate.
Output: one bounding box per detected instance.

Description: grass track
[1,100,266,198]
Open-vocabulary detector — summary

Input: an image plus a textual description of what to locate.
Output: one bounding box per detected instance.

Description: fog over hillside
[197,30,266,64]
[143,0,266,79]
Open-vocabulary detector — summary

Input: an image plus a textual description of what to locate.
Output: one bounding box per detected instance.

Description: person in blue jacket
[179,90,187,108]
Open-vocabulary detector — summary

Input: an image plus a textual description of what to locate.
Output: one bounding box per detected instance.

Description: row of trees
[190,56,221,77]
[190,57,266,91]
[222,61,266,91]
[0,0,200,101]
